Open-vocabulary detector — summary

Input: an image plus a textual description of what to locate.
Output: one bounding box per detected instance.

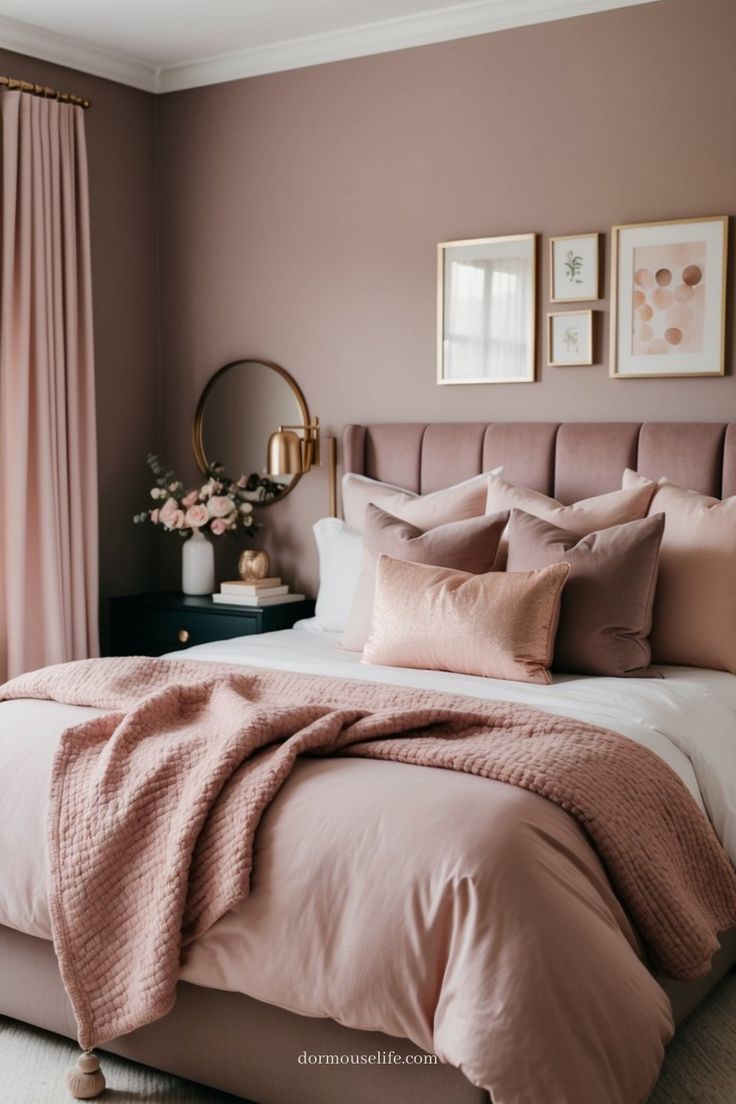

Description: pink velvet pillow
[486,471,656,550]
[342,470,500,532]
[363,555,570,685]
[506,509,664,677]
[341,505,509,651]
[622,471,736,672]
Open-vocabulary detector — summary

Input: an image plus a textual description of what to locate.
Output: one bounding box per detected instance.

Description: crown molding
[0,14,157,92]
[158,0,660,92]
[0,0,659,96]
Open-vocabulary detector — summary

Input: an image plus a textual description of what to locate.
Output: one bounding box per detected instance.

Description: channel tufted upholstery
[481,424,558,494]
[637,423,726,497]
[554,424,640,503]
[420,424,487,493]
[343,422,736,501]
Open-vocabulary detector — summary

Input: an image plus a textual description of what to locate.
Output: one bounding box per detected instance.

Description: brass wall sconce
[267,417,337,518]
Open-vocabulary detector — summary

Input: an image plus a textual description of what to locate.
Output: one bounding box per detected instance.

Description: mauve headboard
[342,423,736,502]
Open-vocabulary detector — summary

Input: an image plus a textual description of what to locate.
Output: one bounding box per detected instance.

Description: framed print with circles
[610,216,727,379]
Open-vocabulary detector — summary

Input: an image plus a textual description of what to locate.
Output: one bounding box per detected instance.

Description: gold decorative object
[239,549,271,582]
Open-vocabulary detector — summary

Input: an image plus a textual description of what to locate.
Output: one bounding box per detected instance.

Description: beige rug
[647,970,736,1103]
[0,1018,241,1104]
[1,973,735,1103]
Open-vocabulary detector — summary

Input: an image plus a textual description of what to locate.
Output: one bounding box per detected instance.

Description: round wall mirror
[193,359,310,505]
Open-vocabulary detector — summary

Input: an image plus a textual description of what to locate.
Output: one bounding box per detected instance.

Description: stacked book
[212,577,305,608]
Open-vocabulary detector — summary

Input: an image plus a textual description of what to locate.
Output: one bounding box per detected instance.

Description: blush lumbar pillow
[312,518,363,632]
[342,469,502,532]
[622,470,736,672]
[485,471,656,540]
[506,509,664,677]
[362,554,570,685]
[341,504,509,651]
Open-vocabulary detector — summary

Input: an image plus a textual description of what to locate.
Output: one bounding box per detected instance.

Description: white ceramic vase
[182,529,215,595]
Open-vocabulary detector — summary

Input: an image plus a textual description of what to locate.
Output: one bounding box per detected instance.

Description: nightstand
[108,592,316,657]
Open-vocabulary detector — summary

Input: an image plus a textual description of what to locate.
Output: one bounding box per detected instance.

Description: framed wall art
[437,233,537,385]
[549,233,599,302]
[547,310,594,366]
[610,216,728,379]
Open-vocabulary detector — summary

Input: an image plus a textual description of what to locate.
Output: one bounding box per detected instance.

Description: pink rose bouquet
[134,454,262,539]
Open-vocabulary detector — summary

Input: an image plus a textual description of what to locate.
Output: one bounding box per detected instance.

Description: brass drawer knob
[177,629,190,644]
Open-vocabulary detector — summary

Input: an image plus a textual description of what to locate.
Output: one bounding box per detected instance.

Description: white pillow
[312,518,363,632]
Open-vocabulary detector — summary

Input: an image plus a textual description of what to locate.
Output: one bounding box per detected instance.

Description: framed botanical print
[549,233,599,301]
[547,310,594,366]
[610,216,728,379]
[437,233,537,385]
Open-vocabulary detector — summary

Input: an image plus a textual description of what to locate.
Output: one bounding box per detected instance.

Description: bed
[1,419,736,1104]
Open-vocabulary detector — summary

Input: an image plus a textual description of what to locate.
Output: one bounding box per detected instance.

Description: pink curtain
[0,91,99,680]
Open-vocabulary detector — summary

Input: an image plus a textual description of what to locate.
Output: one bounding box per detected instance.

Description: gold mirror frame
[192,359,311,507]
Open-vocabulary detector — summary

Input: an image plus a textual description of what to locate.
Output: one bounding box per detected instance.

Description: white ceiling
[0,0,660,93]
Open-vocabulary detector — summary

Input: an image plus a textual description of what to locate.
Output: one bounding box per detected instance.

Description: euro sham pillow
[622,470,736,672]
[341,504,509,651]
[312,518,363,632]
[363,554,570,685]
[342,469,502,533]
[485,471,656,543]
[506,509,664,677]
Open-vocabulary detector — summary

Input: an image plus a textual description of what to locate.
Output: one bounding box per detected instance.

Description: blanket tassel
[66,1050,106,1099]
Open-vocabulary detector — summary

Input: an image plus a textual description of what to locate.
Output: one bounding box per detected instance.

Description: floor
[1,972,735,1103]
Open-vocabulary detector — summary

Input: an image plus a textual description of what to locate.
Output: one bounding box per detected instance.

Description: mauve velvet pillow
[341,504,509,651]
[363,554,570,685]
[342,469,502,532]
[506,509,664,677]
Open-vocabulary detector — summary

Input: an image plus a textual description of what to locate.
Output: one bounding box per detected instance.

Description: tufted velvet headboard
[342,423,736,503]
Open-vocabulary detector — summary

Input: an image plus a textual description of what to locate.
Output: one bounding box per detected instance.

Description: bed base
[1,925,734,1104]
[0,925,484,1103]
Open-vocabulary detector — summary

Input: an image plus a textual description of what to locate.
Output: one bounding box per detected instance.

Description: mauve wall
[0,49,159,640]
[155,0,735,593]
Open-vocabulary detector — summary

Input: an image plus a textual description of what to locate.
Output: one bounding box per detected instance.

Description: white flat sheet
[174,618,736,862]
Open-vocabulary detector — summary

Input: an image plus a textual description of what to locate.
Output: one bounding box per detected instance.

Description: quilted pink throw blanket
[2,656,736,1053]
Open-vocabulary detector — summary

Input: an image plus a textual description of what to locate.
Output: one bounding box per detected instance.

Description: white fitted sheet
[173,618,736,861]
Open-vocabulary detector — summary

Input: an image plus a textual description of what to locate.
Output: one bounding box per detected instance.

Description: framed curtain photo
[438,233,536,385]
[549,233,599,302]
[611,216,728,379]
[547,310,593,366]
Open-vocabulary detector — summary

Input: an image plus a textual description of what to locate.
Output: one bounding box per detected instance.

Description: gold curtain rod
[0,75,91,109]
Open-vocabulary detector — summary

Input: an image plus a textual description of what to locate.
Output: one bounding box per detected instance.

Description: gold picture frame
[549,233,600,302]
[437,233,537,385]
[547,310,594,367]
[610,215,728,379]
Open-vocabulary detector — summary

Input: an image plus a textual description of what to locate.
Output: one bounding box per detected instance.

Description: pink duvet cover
[2,657,735,1104]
